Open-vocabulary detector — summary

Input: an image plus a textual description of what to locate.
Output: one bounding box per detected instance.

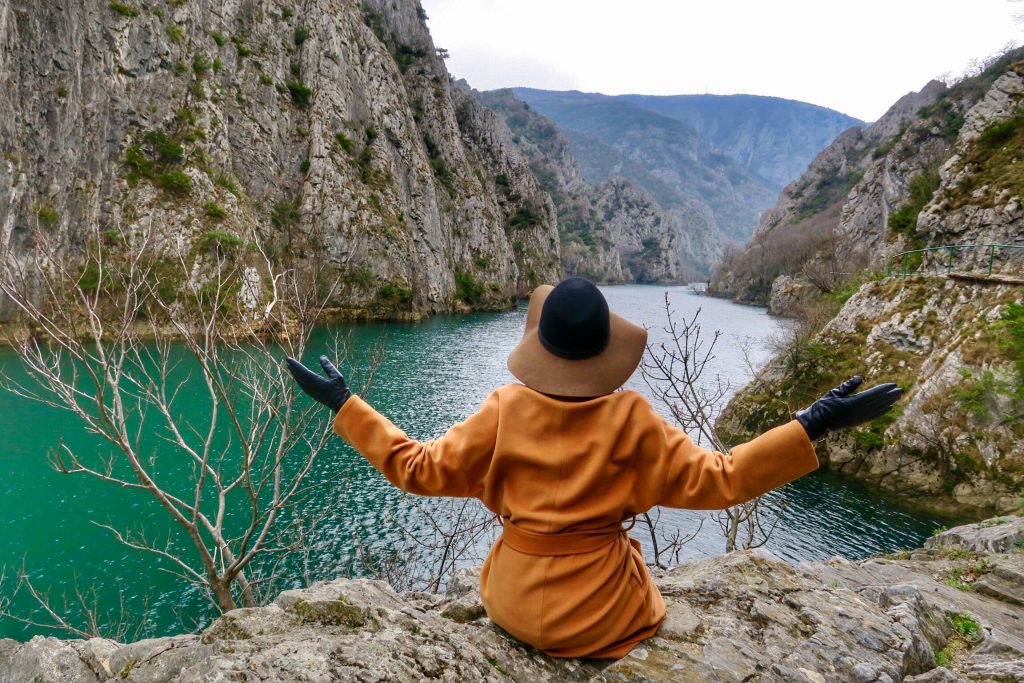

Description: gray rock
[0,0,560,323]
[4,523,1024,681]
[925,516,1024,554]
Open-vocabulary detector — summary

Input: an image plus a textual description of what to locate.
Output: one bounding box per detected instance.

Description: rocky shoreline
[3,516,1022,682]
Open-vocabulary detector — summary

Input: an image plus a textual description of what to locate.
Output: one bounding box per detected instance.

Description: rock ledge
[2,517,1023,682]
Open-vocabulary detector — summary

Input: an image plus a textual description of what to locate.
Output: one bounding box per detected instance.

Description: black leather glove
[285,355,352,412]
[794,376,903,441]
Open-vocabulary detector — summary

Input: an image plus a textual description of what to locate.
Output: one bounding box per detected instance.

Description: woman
[286,277,901,659]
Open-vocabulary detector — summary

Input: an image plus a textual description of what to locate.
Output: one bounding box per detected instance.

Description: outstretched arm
[653,418,818,510]
[332,392,498,497]
[285,354,497,497]
[651,376,902,509]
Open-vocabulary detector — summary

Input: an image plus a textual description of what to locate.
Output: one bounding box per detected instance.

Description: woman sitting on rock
[286,277,902,659]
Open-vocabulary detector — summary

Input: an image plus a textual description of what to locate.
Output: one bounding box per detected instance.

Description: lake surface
[0,285,958,639]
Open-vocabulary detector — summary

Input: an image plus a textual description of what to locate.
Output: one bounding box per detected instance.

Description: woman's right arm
[333,391,499,498]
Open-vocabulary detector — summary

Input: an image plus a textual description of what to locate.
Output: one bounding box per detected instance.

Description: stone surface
[716,53,1024,511]
[3,518,1024,682]
[0,0,561,322]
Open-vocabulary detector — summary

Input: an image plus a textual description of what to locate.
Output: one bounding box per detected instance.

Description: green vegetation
[508,205,542,231]
[1002,303,1024,397]
[916,99,965,142]
[946,107,1024,208]
[952,613,980,639]
[210,30,226,46]
[192,53,211,76]
[454,270,484,306]
[422,134,453,192]
[353,127,388,188]
[36,205,60,226]
[978,113,1024,151]
[376,282,413,308]
[361,3,426,72]
[348,267,375,288]
[888,171,940,236]
[154,171,191,194]
[293,26,310,45]
[109,2,139,17]
[78,260,101,294]
[203,201,228,220]
[271,198,301,230]
[123,126,198,196]
[214,173,239,196]
[391,43,427,72]
[872,129,904,160]
[334,131,354,154]
[954,369,1010,418]
[281,7,294,19]
[231,35,252,57]
[196,229,244,252]
[166,23,184,43]
[286,80,312,108]
[794,168,862,221]
[826,269,883,307]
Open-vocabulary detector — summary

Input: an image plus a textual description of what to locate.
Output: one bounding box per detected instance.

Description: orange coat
[334,383,818,659]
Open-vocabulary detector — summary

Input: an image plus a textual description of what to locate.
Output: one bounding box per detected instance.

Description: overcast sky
[419,0,1022,121]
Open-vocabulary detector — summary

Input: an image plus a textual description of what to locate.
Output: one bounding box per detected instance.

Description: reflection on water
[0,285,957,639]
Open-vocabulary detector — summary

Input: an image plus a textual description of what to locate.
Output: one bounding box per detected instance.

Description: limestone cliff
[471,88,691,283]
[3,516,1022,681]
[0,0,560,321]
[715,51,1024,512]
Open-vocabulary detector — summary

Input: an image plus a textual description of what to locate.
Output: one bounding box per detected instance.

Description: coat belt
[499,518,634,556]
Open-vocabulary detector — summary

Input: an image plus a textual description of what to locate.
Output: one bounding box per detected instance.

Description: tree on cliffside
[0,222,380,632]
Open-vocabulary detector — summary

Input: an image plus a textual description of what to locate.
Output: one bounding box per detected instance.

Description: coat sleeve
[642,410,819,510]
[332,391,499,498]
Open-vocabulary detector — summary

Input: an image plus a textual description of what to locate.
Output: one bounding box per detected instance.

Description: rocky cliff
[713,50,1024,513]
[0,0,561,321]
[708,78,950,305]
[3,515,1022,682]
[472,88,694,283]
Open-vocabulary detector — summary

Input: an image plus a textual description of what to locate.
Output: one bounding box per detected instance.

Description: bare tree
[352,496,499,593]
[0,565,151,641]
[641,293,785,554]
[0,221,381,630]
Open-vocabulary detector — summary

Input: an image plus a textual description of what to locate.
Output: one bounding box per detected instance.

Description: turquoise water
[0,285,957,640]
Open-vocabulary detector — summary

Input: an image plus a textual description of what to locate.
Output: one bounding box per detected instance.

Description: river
[0,285,958,640]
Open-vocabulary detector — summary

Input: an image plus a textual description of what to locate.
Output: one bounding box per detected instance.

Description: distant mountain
[511,89,859,246]
[615,94,862,190]
[472,87,712,282]
[512,88,776,244]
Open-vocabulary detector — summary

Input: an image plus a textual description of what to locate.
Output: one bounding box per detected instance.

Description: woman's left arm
[333,391,499,498]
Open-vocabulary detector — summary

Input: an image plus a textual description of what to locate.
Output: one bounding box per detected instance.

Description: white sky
[420,0,1023,121]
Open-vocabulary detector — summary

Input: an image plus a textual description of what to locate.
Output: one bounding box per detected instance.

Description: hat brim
[507,285,648,397]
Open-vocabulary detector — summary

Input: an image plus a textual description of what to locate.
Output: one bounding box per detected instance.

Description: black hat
[507,277,647,397]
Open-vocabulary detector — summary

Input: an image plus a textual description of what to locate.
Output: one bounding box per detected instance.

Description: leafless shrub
[351,496,499,593]
[0,221,382,636]
[642,293,785,555]
[0,565,151,641]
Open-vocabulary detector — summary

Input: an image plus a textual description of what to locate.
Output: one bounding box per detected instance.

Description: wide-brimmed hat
[507,277,648,397]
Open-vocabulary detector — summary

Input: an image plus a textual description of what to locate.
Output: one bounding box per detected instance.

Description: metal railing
[887,243,1024,279]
